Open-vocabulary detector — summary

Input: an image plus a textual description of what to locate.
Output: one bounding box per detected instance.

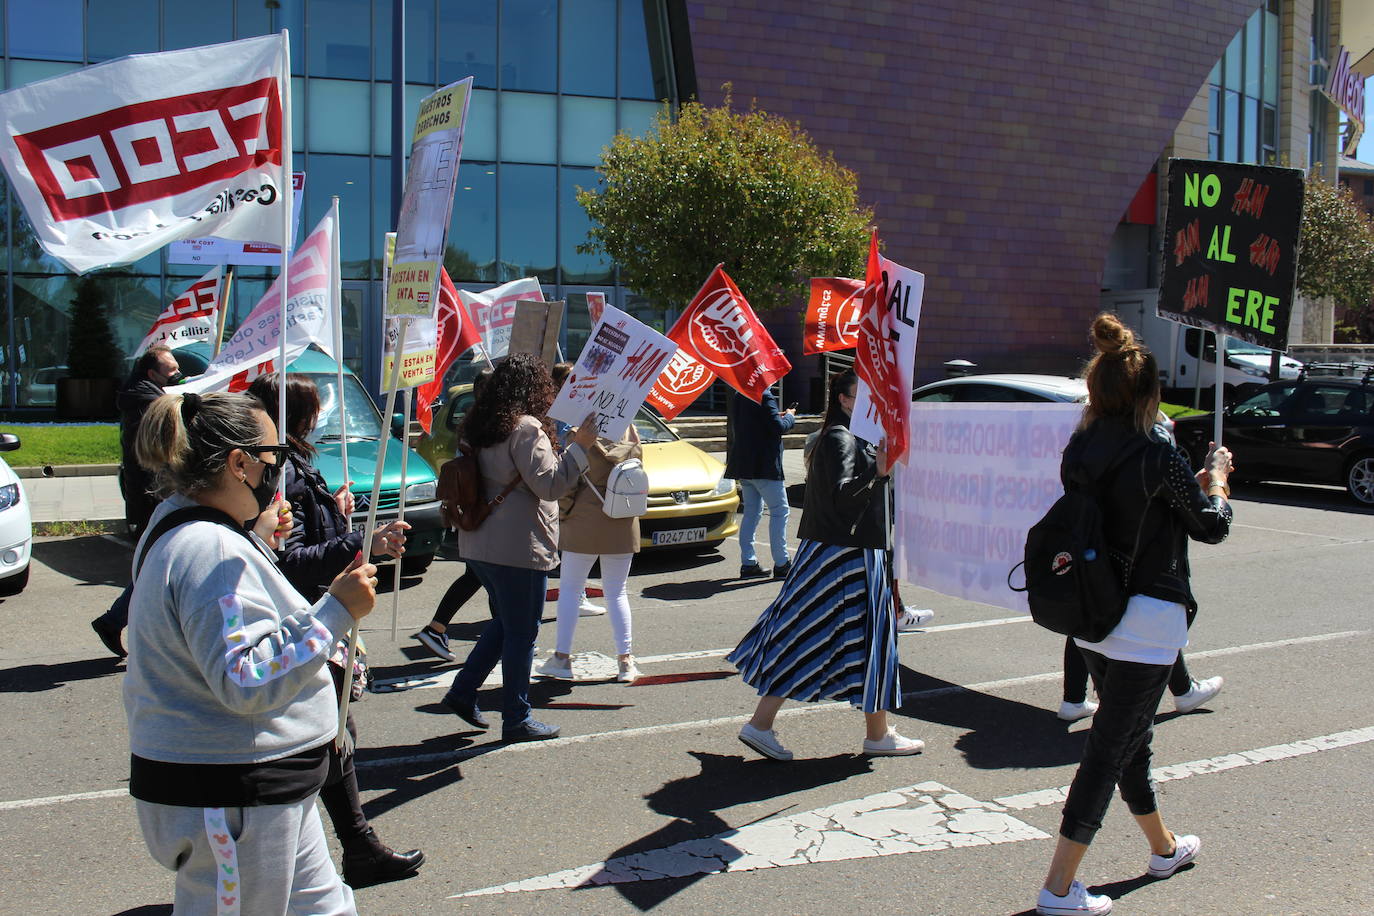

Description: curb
[34,518,127,536]
[14,464,119,479]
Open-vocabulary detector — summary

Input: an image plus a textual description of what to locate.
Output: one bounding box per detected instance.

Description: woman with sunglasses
[124,390,378,915]
[247,373,423,890]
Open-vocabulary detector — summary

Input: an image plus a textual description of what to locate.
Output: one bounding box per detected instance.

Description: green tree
[1298,174,1374,339]
[576,92,873,311]
[66,276,123,379]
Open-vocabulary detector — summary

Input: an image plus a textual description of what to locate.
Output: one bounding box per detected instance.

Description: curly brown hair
[461,353,557,448]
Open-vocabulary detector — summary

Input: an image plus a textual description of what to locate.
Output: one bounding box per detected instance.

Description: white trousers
[556,550,633,656]
[136,794,355,916]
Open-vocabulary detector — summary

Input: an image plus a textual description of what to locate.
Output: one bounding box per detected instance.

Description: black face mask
[244,459,283,520]
[164,370,185,387]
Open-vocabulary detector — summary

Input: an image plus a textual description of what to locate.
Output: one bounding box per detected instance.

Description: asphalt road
[1,477,1371,916]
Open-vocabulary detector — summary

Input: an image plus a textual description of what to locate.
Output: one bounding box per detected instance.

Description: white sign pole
[338,315,411,746]
[329,196,350,490]
[276,29,293,444]
[1213,332,1226,449]
[390,386,411,639]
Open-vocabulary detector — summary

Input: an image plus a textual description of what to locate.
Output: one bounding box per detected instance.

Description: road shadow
[354,732,472,821]
[112,906,172,916]
[32,535,130,589]
[0,655,123,692]
[583,750,871,910]
[1006,872,1166,915]
[893,667,1088,770]
[640,576,779,601]
[629,549,731,577]
[1230,479,1374,514]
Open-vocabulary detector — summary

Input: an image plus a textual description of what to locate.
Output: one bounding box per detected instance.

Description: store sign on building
[1158,159,1304,351]
[1322,46,1366,155]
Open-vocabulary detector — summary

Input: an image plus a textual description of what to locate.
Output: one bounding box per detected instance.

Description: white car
[912,373,1088,404]
[0,434,31,593]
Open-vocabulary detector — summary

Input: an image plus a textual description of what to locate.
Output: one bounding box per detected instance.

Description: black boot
[341,828,425,889]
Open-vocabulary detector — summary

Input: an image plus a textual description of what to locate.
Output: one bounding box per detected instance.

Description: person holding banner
[726,387,796,579]
[439,354,598,742]
[1035,315,1232,916]
[728,369,922,760]
[537,421,644,684]
[246,374,424,890]
[123,390,377,916]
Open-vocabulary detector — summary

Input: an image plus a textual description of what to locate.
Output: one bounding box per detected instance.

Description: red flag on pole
[853,231,909,464]
[416,269,484,434]
[670,265,790,402]
[803,277,863,354]
[645,347,716,419]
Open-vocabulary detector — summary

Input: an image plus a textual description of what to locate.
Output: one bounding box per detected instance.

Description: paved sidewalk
[20,474,123,525]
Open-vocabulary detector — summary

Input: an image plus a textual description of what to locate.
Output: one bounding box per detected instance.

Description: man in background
[725,385,795,579]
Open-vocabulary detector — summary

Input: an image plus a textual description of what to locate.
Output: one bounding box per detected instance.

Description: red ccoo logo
[13,78,282,222]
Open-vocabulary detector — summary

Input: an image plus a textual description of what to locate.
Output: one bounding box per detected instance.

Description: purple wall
[684,1,1257,386]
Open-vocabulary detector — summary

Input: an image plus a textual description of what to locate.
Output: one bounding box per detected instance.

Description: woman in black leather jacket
[248,373,424,890]
[727,369,923,760]
[1034,315,1233,916]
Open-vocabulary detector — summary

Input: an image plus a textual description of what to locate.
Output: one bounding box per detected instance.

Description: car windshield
[306,372,385,441]
[633,409,678,443]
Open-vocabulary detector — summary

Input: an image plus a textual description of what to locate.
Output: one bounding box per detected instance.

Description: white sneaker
[862,727,924,756]
[536,655,574,679]
[1035,880,1113,915]
[1174,676,1223,713]
[616,657,641,683]
[578,597,606,617]
[896,606,935,632]
[1057,699,1099,722]
[738,723,793,761]
[1147,833,1200,878]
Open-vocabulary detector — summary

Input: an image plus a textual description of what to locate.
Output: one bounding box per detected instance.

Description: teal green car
[285,349,444,575]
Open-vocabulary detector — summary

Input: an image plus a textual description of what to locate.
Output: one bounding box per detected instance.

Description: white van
[1101,289,1302,404]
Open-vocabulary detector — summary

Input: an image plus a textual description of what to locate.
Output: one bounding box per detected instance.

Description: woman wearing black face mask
[247,373,423,890]
[124,390,378,914]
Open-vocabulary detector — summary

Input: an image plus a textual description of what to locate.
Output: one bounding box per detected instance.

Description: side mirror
[391,412,406,440]
[0,433,19,452]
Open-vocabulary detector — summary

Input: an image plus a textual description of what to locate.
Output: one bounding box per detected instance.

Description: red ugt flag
[415,269,484,434]
[854,231,908,464]
[645,346,716,420]
[804,277,863,354]
[672,265,790,403]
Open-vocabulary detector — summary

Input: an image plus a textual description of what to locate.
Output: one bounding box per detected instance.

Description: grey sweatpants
[136,795,356,916]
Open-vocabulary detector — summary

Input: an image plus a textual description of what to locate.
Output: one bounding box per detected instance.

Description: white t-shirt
[1075,593,1188,665]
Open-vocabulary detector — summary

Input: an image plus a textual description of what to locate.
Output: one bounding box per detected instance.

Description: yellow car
[417,385,740,551]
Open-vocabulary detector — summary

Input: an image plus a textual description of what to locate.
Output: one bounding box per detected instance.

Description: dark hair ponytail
[823,368,858,430]
[1080,312,1159,433]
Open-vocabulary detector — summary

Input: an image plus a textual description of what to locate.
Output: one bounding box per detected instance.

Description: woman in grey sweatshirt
[123,391,378,916]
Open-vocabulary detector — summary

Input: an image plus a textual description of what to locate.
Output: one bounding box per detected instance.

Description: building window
[1207,6,1280,166]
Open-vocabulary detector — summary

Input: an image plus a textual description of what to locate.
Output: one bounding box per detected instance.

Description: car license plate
[652,527,706,546]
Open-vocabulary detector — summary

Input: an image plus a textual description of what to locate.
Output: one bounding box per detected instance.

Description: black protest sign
[1158,159,1304,351]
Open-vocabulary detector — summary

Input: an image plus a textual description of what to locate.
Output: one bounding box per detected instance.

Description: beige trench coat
[558,436,643,556]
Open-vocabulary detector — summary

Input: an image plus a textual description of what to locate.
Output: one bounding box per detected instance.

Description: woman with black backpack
[1034,314,1233,916]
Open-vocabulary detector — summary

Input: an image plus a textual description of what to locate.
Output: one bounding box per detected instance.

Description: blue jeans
[738,478,790,567]
[445,559,548,730]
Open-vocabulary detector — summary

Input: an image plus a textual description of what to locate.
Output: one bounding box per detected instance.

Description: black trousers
[1059,649,1172,845]
[1062,637,1191,702]
[319,665,370,848]
[432,567,482,627]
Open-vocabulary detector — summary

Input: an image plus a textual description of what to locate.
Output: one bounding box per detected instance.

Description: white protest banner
[133,266,222,355]
[176,210,334,393]
[167,172,305,266]
[0,34,288,274]
[549,304,676,440]
[852,251,924,455]
[460,277,544,359]
[388,78,474,318]
[893,403,1080,612]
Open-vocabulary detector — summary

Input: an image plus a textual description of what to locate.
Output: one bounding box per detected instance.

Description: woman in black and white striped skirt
[728,369,923,760]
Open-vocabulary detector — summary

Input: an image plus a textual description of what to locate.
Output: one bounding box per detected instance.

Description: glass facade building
[0,0,679,409]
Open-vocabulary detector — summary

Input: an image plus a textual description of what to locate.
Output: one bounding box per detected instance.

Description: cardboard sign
[893,403,1081,612]
[167,172,305,265]
[852,242,924,460]
[387,78,474,318]
[1158,159,1304,351]
[507,299,564,364]
[549,304,676,440]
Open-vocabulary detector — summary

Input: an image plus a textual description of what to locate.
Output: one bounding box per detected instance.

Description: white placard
[459,277,544,359]
[893,403,1080,612]
[851,257,924,449]
[548,304,676,441]
[167,172,306,265]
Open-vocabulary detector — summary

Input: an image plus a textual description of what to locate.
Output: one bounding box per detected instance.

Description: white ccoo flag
[133,266,223,356]
[0,34,288,274]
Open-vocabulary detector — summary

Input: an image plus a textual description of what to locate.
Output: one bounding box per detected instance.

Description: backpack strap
[134,506,259,579]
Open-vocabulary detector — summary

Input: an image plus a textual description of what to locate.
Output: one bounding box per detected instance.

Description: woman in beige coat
[538,423,643,683]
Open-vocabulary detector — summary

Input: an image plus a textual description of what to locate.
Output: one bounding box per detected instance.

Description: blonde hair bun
[1090,312,1136,357]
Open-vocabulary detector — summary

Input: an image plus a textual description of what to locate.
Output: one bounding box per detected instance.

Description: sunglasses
[242,444,293,463]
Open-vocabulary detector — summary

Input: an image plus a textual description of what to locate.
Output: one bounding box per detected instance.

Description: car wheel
[1345,455,1374,506]
[0,565,30,595]
[401,553,434,576]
